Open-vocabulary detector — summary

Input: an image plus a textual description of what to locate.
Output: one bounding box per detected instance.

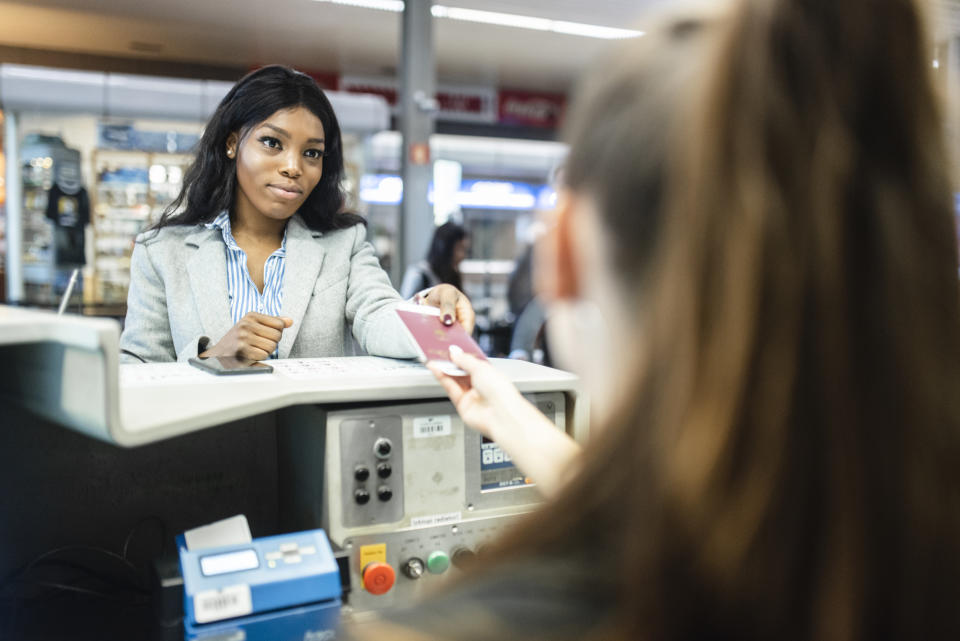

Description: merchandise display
[46,174,90,268]
[19,135,85,305]
[91,149,192,304]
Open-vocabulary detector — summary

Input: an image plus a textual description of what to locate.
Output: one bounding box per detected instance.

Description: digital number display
[199,548,260,577]
[480,437,532,492]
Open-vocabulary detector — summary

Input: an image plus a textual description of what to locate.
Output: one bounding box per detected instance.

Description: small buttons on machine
[362,561,396,595]
[354,465,370,482]
[373,437,393,459]
[354,488,371,505]
[426,550,450,574]
[377,485,393,502]
[402,557,425,580]
[376,462,392,479]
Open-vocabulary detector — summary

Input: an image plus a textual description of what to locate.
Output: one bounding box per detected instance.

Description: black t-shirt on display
[45,183,90,266]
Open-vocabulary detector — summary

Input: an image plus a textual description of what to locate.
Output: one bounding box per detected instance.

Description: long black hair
[152,65,363,233]
[426,221,467,290]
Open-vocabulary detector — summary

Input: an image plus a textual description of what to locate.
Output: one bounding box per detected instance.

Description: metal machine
[277,394,570,614]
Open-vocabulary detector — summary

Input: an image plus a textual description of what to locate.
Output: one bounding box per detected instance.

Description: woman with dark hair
[119,66,473,363]
[399,221,469,298]
[352,0,960,639]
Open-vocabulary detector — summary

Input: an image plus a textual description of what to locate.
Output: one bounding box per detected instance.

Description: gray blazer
[119,215,417,363]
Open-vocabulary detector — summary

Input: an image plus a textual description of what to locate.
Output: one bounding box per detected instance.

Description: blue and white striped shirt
[205,211,287,358]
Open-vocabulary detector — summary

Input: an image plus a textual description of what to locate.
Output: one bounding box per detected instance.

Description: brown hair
[464,0,960,639]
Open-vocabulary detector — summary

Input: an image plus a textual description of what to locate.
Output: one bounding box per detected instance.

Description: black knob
[402,557,425,580]
[377,485,393,501]
[354,488,370,505]
[377,462,392,479]
[354,465,370,482]
[374,437,392,459]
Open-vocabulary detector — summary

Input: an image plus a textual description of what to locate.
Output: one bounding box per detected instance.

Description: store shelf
[90,150,192,305]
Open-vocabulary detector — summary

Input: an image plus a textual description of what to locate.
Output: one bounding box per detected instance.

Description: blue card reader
[179,529,341,641]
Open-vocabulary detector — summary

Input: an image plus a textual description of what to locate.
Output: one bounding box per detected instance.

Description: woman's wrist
[492,391,546,444]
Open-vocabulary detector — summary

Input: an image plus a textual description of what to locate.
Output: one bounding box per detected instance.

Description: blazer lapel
[278,216,325,358]
[185,227,233,346]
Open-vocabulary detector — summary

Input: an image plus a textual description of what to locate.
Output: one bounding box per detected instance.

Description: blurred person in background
[507,243,551,364]
[119,66,473,364]
[400,221,469,299]
[352,0,960,639]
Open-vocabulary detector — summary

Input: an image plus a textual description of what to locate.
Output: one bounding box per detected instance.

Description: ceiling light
[430,6,552,31]
[313,0,643,39]
[551,20,642,39]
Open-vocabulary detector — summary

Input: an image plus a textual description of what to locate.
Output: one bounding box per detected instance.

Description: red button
[362,561,396,595]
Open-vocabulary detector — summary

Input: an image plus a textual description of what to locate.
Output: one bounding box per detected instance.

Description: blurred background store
[2,0,960,355]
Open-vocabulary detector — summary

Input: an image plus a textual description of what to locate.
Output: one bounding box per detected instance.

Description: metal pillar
[4,111,23,303]
[398,0,437,286]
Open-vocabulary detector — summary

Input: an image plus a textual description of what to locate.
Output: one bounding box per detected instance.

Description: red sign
[303,70,339,91]
[338,76,567,129]
[498,89,566,129]
[341,80,398,106]
[340,76,497,124]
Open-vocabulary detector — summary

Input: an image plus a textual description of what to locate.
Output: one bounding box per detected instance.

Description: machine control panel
[339,416,404,527]
[322,392,567,612]
[342,514,521,612]
[277,388,577,615]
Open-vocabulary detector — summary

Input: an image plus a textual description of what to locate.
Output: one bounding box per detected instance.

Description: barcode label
[413,415,452,438]
[193,583,253,624]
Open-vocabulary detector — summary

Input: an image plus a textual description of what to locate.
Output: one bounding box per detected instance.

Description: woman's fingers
[245,312,289,329]
[424,285,469,327]
[249,323,284,343]
[426,361,468,403]
[434,285,459,326]
[421,285,475,333]
[455,292,476,333]
[448,345,485,375]
[239,345,271,361]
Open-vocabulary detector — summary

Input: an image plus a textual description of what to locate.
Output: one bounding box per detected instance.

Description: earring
[226,149,235,158]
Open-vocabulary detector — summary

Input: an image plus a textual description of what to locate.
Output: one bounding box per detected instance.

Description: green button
[426,550,450,574]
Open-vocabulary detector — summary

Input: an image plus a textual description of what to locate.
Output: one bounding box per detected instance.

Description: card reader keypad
[264,542,318,568]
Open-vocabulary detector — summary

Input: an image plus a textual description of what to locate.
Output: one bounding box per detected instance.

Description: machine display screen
[480,437,532,492]
[200,548,260,577]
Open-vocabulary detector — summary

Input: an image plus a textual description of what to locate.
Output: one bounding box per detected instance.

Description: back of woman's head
[427,222,467,289]
[154,65,361,232]
[492,0,960,639]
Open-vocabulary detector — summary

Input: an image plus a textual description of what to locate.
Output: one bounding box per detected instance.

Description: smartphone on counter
[395,304,487,376]
[188,356,274,375]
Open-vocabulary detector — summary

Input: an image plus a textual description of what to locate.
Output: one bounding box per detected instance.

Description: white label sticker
[410,512,462,528]
[413,415,452,439]
[193,583,253,624]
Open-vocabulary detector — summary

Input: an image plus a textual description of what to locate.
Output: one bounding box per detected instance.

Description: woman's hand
[427,346,528,440]
[427,345,582,497]
[201,312,293,361]
[418,284,475,334]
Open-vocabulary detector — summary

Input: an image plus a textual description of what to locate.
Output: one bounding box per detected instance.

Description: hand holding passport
[395,304,487,376]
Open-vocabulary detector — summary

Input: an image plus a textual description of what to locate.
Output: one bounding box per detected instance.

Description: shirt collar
[205,211,288,257]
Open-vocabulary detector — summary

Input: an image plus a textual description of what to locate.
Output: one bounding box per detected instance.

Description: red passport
[395,304,487,375]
